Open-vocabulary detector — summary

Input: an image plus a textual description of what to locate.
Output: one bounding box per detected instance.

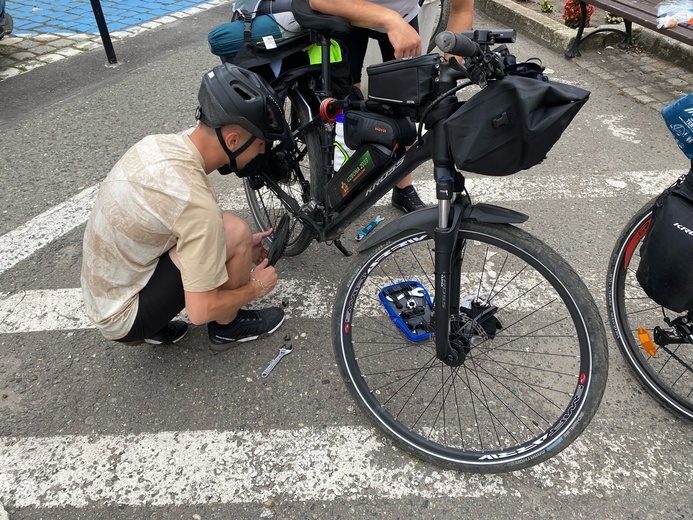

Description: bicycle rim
[606,200,693,422]
[334,222,607,472]
[244,90,318,257]
[423,0,451,53]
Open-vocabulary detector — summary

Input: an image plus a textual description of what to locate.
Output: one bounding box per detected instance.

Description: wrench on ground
[261,342,293,378]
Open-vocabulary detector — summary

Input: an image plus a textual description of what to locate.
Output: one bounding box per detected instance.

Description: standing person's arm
[309,0,421,58]
[442,0,474,59]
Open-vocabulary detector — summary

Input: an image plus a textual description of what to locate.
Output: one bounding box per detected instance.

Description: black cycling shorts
[339,17,419,84]
[117,253,186,343]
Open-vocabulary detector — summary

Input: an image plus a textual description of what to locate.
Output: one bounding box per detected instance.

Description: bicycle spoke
[607,201,693,422]
[335,224,606,470]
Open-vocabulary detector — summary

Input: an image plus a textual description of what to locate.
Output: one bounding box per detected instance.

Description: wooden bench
[565,0,693,58]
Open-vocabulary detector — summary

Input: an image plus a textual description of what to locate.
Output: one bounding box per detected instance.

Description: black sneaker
[143,321,188,345]
[208,307,285,352]
[392,185,426,213]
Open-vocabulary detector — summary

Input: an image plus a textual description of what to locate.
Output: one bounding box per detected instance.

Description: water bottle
[333,113,354,173]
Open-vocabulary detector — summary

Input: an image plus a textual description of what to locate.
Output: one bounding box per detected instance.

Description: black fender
[357,202,528,253]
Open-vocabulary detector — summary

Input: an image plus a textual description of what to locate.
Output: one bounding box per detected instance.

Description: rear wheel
[420,0,451,52]
[333,221,608,472]
[244,88,320,257]
[606,199,693,422]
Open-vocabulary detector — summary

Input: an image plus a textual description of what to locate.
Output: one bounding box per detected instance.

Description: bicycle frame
[253,32,531,365]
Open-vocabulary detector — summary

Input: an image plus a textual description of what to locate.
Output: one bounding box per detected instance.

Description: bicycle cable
[417,80,472,140]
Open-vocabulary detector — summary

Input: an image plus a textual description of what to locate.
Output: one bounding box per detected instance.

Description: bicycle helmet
[197,62,292,143]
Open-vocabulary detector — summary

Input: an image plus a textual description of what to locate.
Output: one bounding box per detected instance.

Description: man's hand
[252,228,273,265]
[387,17,422,59]
[250,258,278,298]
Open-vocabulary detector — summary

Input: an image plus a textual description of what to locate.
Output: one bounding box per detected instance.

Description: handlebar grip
[435,31,479,57]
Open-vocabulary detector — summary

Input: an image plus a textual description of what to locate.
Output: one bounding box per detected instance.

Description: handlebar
[435,29,516,56]
[435,31,479,57]
[319,28,522,126]
[435,29,517,85]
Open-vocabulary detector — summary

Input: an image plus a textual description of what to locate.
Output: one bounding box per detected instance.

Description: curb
[477,0,693,73]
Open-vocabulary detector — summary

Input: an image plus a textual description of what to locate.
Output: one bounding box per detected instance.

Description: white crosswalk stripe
[0,169,684,277]
[0,269,605,333]
[0,186,97,276]
[0,279,336,333]
[1,425,691,508]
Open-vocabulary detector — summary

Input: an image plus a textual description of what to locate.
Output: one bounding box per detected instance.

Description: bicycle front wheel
[606,199,693,422]
[244,88,319,257]
[333,221,608,472]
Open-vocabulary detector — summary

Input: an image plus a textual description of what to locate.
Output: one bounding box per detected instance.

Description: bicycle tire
[606,198,693,422]
[333,221,608,472]
[244,88,319,257]
[421,0,451,53]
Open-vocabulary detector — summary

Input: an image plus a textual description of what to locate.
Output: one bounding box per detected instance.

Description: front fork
[434,174,466,366]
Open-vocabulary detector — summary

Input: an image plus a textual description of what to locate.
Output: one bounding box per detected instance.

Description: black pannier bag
[366,53,442,106]
[636,169,693,312]
[443,74,590,176]
[208,0,307,66]
[208,0,354,99]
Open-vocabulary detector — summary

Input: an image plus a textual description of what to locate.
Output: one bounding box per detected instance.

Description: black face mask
[219,153,269,177]
[237,152,268,178]
[215,127,257,175]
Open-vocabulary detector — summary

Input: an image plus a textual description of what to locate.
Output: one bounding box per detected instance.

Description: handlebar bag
[366,53,442,106]
[443,75,589,176]
[636,169,693,312]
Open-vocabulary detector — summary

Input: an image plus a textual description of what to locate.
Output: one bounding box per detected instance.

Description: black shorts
[339,17,419,84]
[117,253,186,343]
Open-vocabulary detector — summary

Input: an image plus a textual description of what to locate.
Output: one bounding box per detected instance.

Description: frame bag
[443,74,590,176]
[636,169,693,312]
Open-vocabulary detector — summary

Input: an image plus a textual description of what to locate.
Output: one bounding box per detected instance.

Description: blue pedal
[378,281,433,341]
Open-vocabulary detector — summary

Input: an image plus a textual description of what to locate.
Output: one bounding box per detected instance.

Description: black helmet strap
[215,127,257,174]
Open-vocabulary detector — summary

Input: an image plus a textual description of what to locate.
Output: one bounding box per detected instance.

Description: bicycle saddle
[291,0,352,36]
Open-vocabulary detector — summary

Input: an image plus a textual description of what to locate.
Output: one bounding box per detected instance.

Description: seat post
[317,33,332,96]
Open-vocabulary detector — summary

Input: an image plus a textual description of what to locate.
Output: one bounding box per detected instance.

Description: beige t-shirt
[81,132,228,340]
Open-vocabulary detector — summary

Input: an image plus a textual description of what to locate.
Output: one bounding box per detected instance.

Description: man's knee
[222,211,252,259]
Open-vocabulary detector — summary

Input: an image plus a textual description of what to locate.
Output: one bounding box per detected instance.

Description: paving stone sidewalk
[575,48,693,107]
[478,0,693,110]
[0,0,230,81]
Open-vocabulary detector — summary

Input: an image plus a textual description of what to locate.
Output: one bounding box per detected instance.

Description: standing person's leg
[338,26,372,87]
[373,18,426,214]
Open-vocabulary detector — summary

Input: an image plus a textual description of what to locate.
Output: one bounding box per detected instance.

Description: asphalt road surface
[1,5,692,520]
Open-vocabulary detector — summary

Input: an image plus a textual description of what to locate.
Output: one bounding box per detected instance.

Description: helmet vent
[231,83,253,101]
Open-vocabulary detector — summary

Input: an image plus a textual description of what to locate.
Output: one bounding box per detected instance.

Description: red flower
[563,0,594,28]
